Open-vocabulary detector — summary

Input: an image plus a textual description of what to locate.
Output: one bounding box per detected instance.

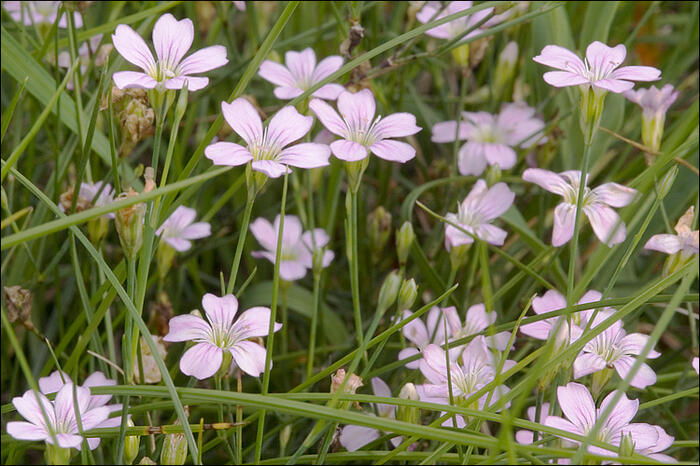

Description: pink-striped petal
[278,143,330,169]
[330,140,368,161]
[112,71,158,89]
[205,141,254,166]
[230,340,268,377]
[644,234,682,254]
[221,98,263,146]
[370,139,416,163]
[180,343,223,379]
[178,45,228,74]
[309,99,348,137]
[152,14,193,68]
[112,24,155,71]
[164,315,211,342]
[251,160,290,178]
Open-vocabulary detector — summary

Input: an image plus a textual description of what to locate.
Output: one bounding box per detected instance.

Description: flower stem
[307,270,322,380]
[346,189,365,360]
[255,169,289,463]
[226,189,256,295]
[565,141,593,310]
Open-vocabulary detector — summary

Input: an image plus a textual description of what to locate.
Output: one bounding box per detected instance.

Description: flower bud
[493,41,518,101]
[397,383,420,425]
[279,424,292,453]
[377,270,402,313]
[345,157,369,194]
[619,432,635,458]
[397,278,418,311]
[656,166,678,199]
[579,87,606,144]
[451,43,470,68]
[157,241,177,280]
[368,206,392,263]
[449,243,471,271]
[175,84,189,121]
[396,221,415,266]
[486,164,502,186]
[115,188,146,261]
[132,335,167,384]
[124,418,140,465]
[138,457,157,465]
[3,285,32,324]
[160,418,188,465]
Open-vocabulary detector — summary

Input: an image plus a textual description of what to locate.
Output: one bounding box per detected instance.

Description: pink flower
[57,35,108,90]
[6,384,111,450]
[259,48,345,101]
[644,206,698,256]
[38,371,125,449]
[398,307,452,369]
[519,289,612,346]
[443,304,511,351]
[692,357,699,375]
[433,103,545,175]
[533,41,660,93]
[416,1,494,41]
[309,89,421,163]
[156,205,211,252]
[514,403,551,445]
[419,337,514,427]
[522,169,637,247]
[205,98,330,178]
[624,84,679,120]
[163,293,281,379]
[249,215,334,281]
[574,319,660,389]
[59,181,115,218]
[339,377,402,451]
[3,1,82,27]
[545,382,668,458]
[232,1,246,11]
[111,13,228,91]
[432,103,546,176]
[444,180,515,249]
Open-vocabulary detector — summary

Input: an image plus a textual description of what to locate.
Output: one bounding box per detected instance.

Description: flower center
[346,115,382,147]
[147,62,180,82]
[249,127,283,162]
[562,180,594,207]
[210,324,240,349]
[473,124,503,144]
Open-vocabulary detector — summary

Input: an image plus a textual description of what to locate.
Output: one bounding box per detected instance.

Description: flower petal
[599,389,638,433]
[573,352,607,379]
[398,347,421,369]
[13,390,55,427]
[475,224,508,246]
[644,234,683,254]
[285,48,316,82]
[593,79,635,94]
[522,168,569,196]
[202,293,238,329]
[112,71,158,89]
[611,66,661,82]
[543,71,590,87]
[401,310,429,346]
[584,204,626,246]
[279,260,308,281]
[337,89,376,132]
[373,113,421,139]
[266,106,313,148]
[330,140,368,161]
[259,60,296,87]
[221,98,263,146]
[152,14,193,69]
[6,421,48,441]
[309,99,347,137]
[164,76,210,91]
[432,120,470,143]
[473,182,515,221]
[370,139,416,163]
[339,425,380,452]
[556,382,596,432]
[180,343,222,379]
[230,340,268,377]
[235,307,281,339]
[552,203,577,247]
[312,83,345,100]
[163,314,211,342]
[457,142,488,176]
[533,45,585,73]
[39,371,71,394]
[178,45,228,75]
[249,217,277,252]
[592,182,637,207]
[482,143,517,170]
[278,143,330,169]
[585,41,626,75]
[251,160,290,178]
[204,141,253,166]
[612,356,657,389]
[112,24,155,71]
[311,55,343,82]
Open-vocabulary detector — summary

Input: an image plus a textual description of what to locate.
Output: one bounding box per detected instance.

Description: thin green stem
[347,189,365,360]
[226,190,256,295]
[307,271,322,380]
[255,170,289,463]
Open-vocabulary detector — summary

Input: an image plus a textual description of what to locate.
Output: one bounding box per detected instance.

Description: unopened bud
[115,189,146,261]
[493,41,519,101]
[619,432,636,457]
[656,166,677,199]
[138,457,157,465]
[368,206,392,263]
[279,424,292,452]
[160,413,188,465]
[579,87,606,144]
[3,285,32,324]
[451,43,470,68]
[397,383,420,425]
[377,270,402,313]
[590,367,614,399]
[449,243,471,271]
[396,221,415,266]
[124,418,140,465]
[175,83,189,120]
[331,369,363,410]
[397,278,418,311]
[486,164,502,186]
[118,93,155,157]
[157,241,177,280]
[132,335,167,384]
